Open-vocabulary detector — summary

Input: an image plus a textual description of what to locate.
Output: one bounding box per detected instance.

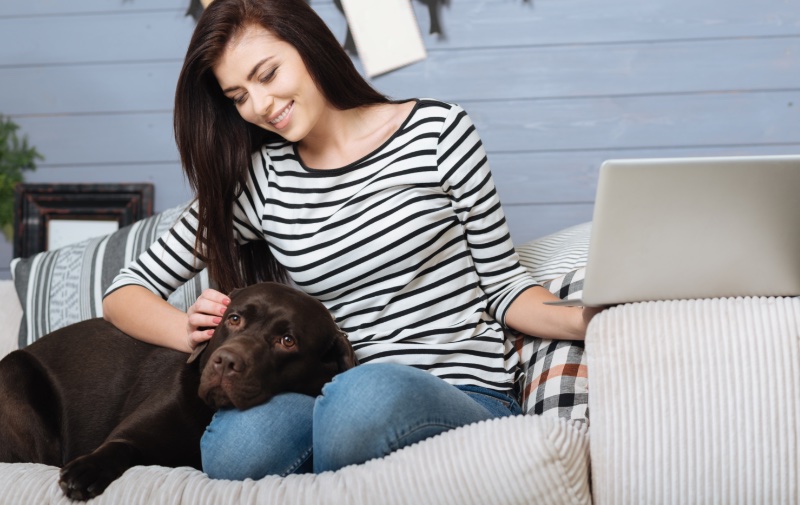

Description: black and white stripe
[108,100,538,391]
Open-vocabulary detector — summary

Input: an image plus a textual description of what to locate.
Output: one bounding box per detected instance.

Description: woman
[103,0,598,479]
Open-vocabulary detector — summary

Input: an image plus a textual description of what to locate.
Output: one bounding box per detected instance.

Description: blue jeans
[200,363,522,479]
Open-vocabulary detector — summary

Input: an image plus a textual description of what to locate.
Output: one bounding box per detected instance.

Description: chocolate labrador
[0,282,356,500]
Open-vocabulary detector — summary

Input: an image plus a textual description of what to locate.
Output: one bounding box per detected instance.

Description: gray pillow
[11,201,208,348]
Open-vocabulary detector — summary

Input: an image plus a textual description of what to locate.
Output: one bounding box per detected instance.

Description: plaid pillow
[512,268,588,423]
[11,201,208,348]
[511,268,588,423]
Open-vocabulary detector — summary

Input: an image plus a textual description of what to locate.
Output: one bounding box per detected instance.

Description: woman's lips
[269,101,294,129]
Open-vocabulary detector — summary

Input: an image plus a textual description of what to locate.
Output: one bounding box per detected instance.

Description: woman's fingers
[189,289,230,317]
[186,289,231,348]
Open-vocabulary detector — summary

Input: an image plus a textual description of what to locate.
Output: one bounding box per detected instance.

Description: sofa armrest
[587,297,800,504]
[0,280,22,359]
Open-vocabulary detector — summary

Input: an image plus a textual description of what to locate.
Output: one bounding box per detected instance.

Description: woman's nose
[251,89,274,119]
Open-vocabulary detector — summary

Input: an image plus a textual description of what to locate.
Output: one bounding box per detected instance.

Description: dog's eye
[227,314,242,326]
[281,335,295,348]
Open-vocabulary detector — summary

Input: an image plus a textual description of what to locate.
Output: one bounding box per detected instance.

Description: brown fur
[0,282,356,500]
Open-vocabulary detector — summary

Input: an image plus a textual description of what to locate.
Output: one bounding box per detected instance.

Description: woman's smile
[268,101,294,129]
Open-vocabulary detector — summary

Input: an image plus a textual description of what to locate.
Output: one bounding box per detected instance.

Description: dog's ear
[186,342,208,365]
[333,330,358,372]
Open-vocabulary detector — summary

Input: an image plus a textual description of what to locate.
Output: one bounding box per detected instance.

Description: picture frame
[13,183,154,258]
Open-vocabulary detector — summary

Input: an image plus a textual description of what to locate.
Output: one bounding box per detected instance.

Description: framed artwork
[13,183,154,258]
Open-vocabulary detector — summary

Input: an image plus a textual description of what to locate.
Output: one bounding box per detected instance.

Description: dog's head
[189,282,357,410]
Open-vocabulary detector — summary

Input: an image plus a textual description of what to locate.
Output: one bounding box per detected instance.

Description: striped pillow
[11,201,209,348]
[515,222,591,282]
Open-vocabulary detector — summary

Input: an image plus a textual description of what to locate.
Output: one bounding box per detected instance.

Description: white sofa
[1,215,798,504]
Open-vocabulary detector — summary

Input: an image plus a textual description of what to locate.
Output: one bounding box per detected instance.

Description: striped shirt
[107,99,539,392]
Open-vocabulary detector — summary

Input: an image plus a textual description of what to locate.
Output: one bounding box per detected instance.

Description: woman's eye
[259,68,277,83]
[232,94,247,105]
[281,335,295,348]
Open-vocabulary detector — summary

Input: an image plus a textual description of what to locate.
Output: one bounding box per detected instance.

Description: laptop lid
[552,155,800,307]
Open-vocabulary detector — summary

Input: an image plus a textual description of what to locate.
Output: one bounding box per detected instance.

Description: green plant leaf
[0,114,43,236]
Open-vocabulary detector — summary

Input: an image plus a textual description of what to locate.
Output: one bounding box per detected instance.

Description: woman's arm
[103,285,192,352]
[504,285,601,341]
[103,155,271,351]
[103,285,229,353]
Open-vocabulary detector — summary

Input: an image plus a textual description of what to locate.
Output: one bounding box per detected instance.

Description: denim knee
[312,363,493,473]
[201,393,314,480]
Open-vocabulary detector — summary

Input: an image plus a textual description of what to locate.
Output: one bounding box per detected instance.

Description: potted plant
[0,114,42,241]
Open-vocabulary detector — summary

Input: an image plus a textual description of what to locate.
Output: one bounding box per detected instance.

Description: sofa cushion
[11,202,209,348]
[587,297,800,504]
[0,415,591,505]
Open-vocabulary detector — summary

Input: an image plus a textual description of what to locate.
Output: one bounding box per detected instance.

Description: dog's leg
[58,375,212,500]
[0,351,61,465]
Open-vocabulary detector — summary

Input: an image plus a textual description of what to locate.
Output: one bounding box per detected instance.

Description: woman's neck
[297,101,415,170]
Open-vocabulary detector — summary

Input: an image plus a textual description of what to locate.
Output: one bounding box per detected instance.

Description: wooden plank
[6,0,797,53]
[3,38,798,115]
[0,4,344,66]
[0,0,185,17]
[491,144,800,206]
[504,203,595,244]
[412,0,800,50]
[370,37,800,101]
[466,91,800,153]
[12,112,179,166]
[0,62,182,115]
[5,0,799,65]
[0,11,196,66]
[11,91,798,166]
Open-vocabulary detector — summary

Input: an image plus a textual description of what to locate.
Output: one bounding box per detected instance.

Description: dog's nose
[212,350,245,376]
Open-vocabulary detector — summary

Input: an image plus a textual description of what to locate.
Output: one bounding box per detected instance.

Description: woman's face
[213,24,328,142]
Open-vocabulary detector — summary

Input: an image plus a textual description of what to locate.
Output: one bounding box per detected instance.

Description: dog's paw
[59,454,120,501]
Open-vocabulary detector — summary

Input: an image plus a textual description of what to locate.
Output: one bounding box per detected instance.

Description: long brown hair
[174,0,388,293]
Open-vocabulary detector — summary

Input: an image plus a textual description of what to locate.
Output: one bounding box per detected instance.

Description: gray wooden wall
[1,0,798,280]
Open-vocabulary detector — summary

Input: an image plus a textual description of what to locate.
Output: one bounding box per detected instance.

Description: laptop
[546,154,800,307]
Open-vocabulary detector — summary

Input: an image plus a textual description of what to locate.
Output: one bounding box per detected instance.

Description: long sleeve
[436,104,539,324]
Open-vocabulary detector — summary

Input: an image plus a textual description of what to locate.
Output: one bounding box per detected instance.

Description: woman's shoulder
[414,98,461,113]
[410,99,471,126]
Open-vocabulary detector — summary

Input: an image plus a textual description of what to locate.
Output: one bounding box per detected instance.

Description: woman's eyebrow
[222,56,273,93]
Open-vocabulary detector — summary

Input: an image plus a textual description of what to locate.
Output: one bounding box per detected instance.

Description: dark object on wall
[13,183,154,259]
[186,0,205,21]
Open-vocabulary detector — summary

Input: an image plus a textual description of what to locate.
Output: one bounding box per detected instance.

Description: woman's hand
[186,289,230,349]
[505,286,604,341]
[579,305,604,336]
